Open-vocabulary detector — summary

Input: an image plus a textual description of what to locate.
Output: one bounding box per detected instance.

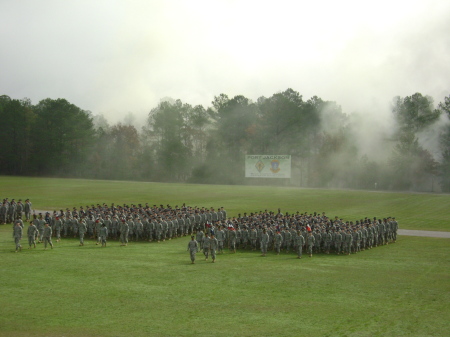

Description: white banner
[245,155,291,178]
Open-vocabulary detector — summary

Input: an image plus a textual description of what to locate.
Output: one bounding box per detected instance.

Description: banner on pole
[245,155,291,178]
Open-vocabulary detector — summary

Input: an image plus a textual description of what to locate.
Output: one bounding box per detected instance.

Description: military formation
[5,198,398,261]
[189,209,398,262]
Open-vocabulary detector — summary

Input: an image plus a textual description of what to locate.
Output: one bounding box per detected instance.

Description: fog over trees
[1,89,449,192]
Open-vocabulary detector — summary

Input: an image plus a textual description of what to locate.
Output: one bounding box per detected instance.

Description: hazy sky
[1,0,449,123]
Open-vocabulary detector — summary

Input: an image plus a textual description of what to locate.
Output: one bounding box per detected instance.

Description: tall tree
[146,100,192,181]
[32,98,94,175]
[0,96,35,174]
[438,95,450,191]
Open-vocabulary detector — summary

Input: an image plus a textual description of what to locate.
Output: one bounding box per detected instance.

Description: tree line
[1,89,449,192]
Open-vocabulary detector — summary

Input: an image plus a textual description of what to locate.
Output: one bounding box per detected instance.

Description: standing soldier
[100,223,108,247]
[202,233,211,260]
[306,231,315,257]
[13,220,23,252]
[95,219,103,245]
[228,225,237,253]
[274,230,283,255]
[335,229,343,255]
[345,230,353,255]
[27,220,38,249]
[134,218,143,241]
[78,218,87,246]
[120,219,129,246]
[43,222,53,250]
[241,225,249,250]
[295,230,305,259]
[196,230,204,250]
[215,226,225,254]
[37,214,45,243]
[187,236,198,264]
[209,233,218,263]
[284,228,292,253]
[391,217,398,243]
[54,216,62,242]
[155,218,163,242]
[323,230,332,255]
[250,227,257,251]
[0,201,8,224]
[260,229,269,257]
[16,200,24,219]
[7,199,16,224]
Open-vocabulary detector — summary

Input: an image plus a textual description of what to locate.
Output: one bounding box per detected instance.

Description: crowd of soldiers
[6,198,398,259]
[9,201,229,251]
[192,209,398,261]
[1,198,33,224]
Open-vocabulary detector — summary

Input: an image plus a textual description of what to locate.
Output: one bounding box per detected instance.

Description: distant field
[0,176,449,336]
[0,176,448,231]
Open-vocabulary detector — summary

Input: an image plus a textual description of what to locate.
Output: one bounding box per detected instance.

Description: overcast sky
[1,0,449,123]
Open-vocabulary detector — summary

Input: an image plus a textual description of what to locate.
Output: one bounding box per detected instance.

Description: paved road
[398,229,450,238]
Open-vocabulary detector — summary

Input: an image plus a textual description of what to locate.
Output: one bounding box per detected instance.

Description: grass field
[0,176,449,336]
[0,176,449,231]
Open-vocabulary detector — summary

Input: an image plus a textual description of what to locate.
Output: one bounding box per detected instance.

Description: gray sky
[1,0,449,123]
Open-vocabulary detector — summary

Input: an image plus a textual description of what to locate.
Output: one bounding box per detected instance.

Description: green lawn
[0,176,449,336]
[0,176,449,231]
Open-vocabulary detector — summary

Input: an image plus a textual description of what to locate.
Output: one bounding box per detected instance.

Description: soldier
[187,236,198,264]
[54,216,62,242]
[323,229,332,254]
[284,228,292,253]
[13,221,23,252]
[95,219,103,245]
[0,201,7,224]
[27,220,38,249]
[335,229,343,255]
[16,200,24,219]
[344,230,353,255]
[100,223,108,247]
[250,227,257,251]
[155,218,163,242]
[7,200,16,224]
[120,219,129,246]
[215,226,225,254]
[72,215,79,238]
[78,218,87,246]
[306,231,315,257]
[228,225,237,253]
[260,229,269,257]
[391,217,398,243]
[241,225,249,250]
[196,230,204,250]
[295,230,305,259]
[202,233,211,260]
[209,234,218,263]
[134,218,143,241]
[43,222,53,250]
[274,230,283,255]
